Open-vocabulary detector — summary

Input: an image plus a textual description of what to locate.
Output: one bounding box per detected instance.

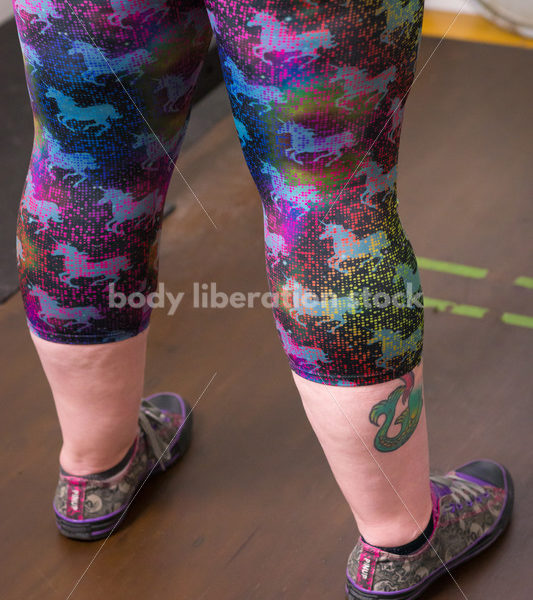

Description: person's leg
[210,6,513,597]
[15,0,211,475]
[294,365,430,548]
[31,330,149,475]
[207,0,429,547]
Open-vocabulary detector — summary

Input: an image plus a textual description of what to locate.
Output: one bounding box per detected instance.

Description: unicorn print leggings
[14,0,425,386]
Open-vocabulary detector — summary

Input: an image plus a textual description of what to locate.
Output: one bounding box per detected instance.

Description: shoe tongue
[139,409,172,465]
[431,479,452,499]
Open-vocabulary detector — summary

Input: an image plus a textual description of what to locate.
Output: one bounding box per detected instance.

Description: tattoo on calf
[369,371,423,452]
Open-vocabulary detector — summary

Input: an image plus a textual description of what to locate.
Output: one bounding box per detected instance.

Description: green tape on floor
[424,297,489,318]
[450,304,489,318]
[514,276,533,289]
[414,259,532,329]
[424,297,453,311]
[425,299,533,330]
[501,313,533,329]
[417,257,488,279]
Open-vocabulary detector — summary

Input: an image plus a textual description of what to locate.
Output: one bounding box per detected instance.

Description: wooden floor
[0,37,532,599]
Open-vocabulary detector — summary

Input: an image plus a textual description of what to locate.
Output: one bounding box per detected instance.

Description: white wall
[424,0,478,14]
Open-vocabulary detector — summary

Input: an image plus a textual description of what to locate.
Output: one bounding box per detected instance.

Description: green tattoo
[369,372,423,452]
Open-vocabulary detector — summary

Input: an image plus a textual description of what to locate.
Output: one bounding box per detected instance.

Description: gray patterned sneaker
[346,460,514,599]
[53,392,192,541]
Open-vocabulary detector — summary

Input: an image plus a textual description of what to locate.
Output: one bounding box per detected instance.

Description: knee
[268,217,423,386]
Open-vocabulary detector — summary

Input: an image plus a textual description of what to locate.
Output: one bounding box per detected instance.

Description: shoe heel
[55,508,127,541]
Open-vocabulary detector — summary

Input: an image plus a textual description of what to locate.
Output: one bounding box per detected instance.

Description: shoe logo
[360,557,372,580]
[70,488,80,511]
[66,480,87,519]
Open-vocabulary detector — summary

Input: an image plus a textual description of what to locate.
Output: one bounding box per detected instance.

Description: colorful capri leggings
[14,0,425,386]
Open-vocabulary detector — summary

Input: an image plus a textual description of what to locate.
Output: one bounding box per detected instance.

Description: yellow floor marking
[422,9,533,50]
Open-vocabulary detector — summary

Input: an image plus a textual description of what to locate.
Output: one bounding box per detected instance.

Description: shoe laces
[432,474,490,513]
[138,399,173,469]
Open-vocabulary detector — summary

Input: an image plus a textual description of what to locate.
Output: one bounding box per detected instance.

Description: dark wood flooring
[0,37,531,600]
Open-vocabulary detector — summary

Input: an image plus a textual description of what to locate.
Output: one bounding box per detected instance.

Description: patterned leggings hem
[289,360,422,387]
[27,320,150,345]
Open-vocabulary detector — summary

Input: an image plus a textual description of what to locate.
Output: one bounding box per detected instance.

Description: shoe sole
[345,461,514,600]
[55,395,193,541]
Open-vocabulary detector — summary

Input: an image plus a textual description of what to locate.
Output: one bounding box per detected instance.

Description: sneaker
[53,392,192,541]
[346,459,514,599]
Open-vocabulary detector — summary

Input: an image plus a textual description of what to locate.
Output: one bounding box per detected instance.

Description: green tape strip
[426,300,533,329]
[501,313,533,329]
[424,297,453,311]
[424,297,489,318]
[417,257,488,279]
[514,276,533,289]
[450,304,489,318]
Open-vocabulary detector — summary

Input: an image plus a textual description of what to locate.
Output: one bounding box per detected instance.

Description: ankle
[362,511,434,555]
[59,434,138,477]
[358,503,433,549]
